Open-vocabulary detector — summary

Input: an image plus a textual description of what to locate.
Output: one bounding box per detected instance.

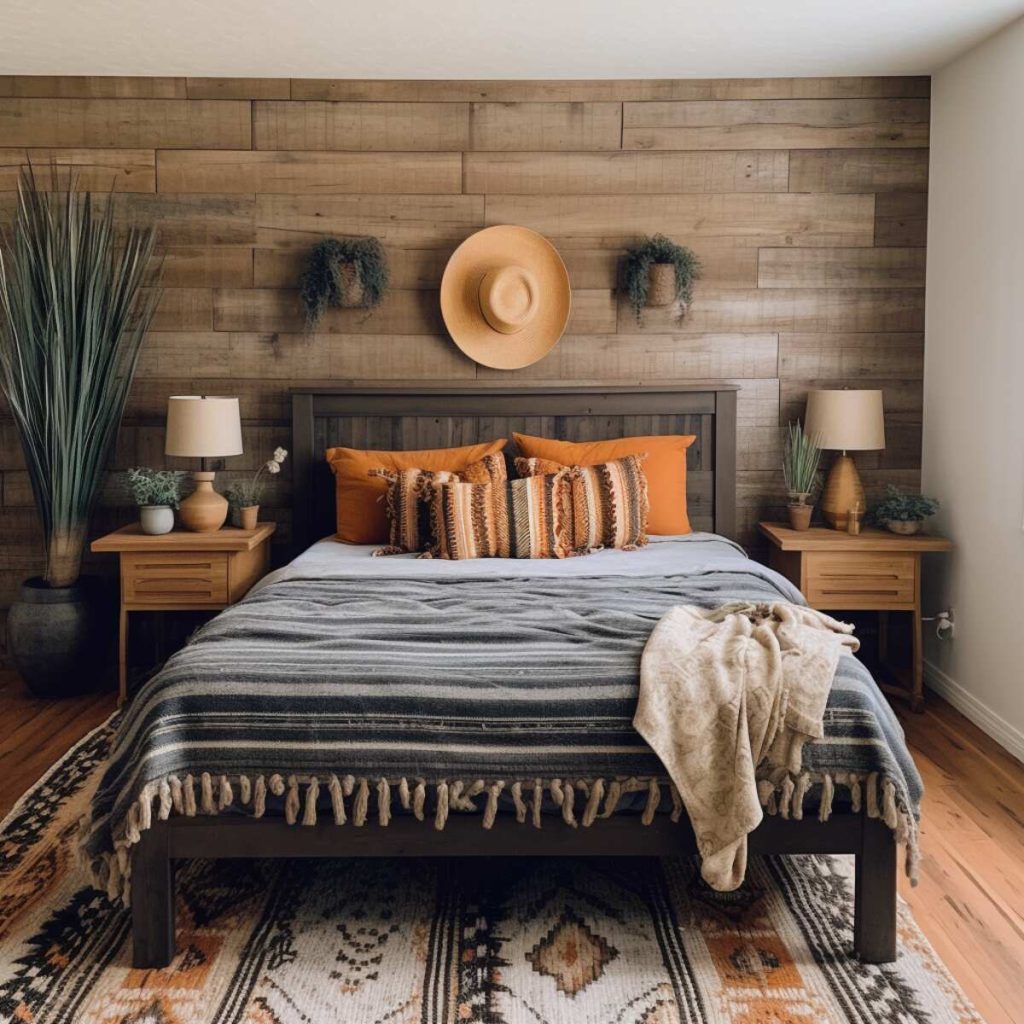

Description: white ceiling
[2,0,1023,78]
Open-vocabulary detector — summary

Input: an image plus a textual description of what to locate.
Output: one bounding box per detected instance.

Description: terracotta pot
[239,505,259,531]
[646,263,676,307]
[788,503,813,531]
[886,519,921,535]
[336,262,365,308]
[139,505,174,535]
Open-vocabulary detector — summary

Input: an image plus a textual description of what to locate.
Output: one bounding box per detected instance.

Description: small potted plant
[782,421,822,531]
[867,485,940,535]
[226,447,288,530]
[126,468,186,535]
[623,234,702,323]
[299,237,389,329]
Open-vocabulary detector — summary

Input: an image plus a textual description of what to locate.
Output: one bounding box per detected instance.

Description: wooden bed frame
[130,384,897,968]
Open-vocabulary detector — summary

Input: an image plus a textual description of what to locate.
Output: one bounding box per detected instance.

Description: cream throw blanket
[635,601,859,891]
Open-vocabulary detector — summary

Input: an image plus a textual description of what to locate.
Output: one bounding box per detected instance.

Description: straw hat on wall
[440,225,571,370]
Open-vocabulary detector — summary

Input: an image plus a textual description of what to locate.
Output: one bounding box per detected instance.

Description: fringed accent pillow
[517,453,650,553]
[372,453,506,554]
[428,471,572,560]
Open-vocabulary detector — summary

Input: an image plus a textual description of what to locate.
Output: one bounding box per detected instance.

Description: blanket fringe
[83,767,920,905]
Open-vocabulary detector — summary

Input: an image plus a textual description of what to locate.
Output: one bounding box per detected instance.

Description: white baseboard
[924,659,1024,765]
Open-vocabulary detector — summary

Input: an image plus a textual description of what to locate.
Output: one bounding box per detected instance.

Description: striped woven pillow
[371,453,506,554]
[516,453,649,553]
[428,471,572,560]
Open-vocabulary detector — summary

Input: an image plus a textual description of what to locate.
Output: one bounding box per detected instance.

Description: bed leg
[854,816,897,963]
[131,826,176,969]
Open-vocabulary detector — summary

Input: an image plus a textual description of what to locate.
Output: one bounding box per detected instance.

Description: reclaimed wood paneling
[0,76,186,99]
[0,99,251,149]
[253,101,471,151]
[0,73,929,593]
[623,99,929,150]
[463,150,789,194]
[256,193,484,249]
[477,333,779,381]
[186,78,290,100]
[757,247,926,289]
[789,148,929,193]
[485,193,875,248]
[778,333,924,379]
[874,192,929,246]
[290,78,930,103]
[212,287,615,336]
[161,247,254,289]
[620,288,924,334]
[157,150,463,194]
[0,148,156,191]
[468,102,622,151]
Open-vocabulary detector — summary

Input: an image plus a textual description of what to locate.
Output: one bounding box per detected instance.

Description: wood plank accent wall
[0,75,928,626]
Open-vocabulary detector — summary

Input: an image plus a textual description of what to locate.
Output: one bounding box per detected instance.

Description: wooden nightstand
[91,523,276,704]
[759,522,951,711]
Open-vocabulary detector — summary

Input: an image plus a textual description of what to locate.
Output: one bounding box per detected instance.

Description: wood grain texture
[789,148,929,193]
[289,78,930,102]
[186,78,290,100]
[253,101,471,151]
[0,72,927,585]
[757,247,926,288]
[468,102,622,151]
[463,150,789,194]
[623,98,929,150]
[256,193,484,249]
[0,99,251,148]
[485,193,875,248]
[874,192,929,246]
[0,148,156,191]
[157,150,463,194]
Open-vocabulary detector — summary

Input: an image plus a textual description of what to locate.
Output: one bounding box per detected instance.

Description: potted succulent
[226,447,288,530]
[782,421,822,531]
[0,168,160,696]
[300,237,389,329]
[867,485,940,535]
[623,234,702,323]
[127,468,186,535]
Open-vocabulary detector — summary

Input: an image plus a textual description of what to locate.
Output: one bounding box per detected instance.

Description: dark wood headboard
[290,385,737,554]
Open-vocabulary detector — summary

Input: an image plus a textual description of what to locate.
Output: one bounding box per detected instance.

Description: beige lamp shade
[165,396,243,458]
[804,389,885,452]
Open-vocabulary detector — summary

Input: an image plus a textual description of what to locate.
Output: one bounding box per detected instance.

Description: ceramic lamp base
[820,454,865,530]
[178,471,228,532]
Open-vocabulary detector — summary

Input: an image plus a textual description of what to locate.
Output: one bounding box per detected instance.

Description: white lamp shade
[165,396,243,458]
[804,390,885,452]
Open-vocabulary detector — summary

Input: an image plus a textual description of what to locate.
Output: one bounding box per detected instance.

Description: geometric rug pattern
[0,717,983,1023]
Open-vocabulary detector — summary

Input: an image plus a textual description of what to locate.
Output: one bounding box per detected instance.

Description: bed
[83,385,921,969]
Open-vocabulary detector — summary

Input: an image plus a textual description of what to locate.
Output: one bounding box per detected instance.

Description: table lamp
[165,396,243,532]
[804,389,885,530]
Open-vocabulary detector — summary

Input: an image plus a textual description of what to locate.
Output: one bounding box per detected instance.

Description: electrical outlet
[935,608,955,639]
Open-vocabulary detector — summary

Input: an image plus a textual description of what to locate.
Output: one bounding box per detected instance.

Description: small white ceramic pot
[140,505,174,535]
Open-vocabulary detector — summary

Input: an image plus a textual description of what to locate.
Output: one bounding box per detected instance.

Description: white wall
[922,14,1024,760]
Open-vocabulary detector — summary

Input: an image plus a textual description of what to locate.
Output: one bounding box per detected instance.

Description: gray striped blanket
[82,553,922,901]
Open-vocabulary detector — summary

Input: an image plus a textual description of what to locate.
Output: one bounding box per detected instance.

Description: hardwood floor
[0,667,1020,1021]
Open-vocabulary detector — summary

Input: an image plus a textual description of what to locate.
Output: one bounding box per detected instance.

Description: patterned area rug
[1,717,981,1024]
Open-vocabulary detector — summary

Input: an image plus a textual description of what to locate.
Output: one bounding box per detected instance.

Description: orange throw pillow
[512,432,695,535]
[326,440,507,544]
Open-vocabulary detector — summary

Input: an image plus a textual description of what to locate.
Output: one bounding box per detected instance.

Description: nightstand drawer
[122,552,229,605]
[804,551,916,608]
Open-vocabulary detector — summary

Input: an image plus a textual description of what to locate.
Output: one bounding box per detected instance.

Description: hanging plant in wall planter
[623,234,702,323]
[300,237,389,330]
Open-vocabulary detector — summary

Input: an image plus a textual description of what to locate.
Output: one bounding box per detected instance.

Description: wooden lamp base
[820,453,865,530]
[178,471,228,532]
